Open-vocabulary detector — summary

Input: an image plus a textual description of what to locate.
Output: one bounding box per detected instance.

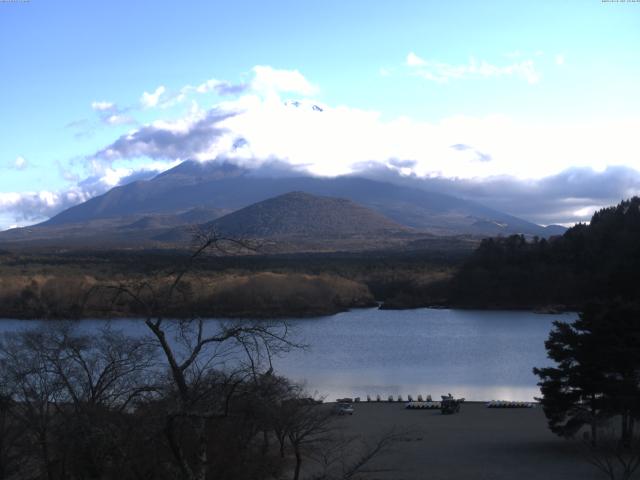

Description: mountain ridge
[38,160,561,237]
[159,191,411,242]
[0,160,566,249]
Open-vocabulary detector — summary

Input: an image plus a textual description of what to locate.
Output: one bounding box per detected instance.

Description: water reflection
[0,308,576,401]
[274,308,576,401]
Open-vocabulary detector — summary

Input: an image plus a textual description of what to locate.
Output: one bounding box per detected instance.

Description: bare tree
[0,389,24,480]
[307,428,404,480]
[283,401,334,480]
[0,328,66,480]
[96,231,298,480]
[0,322,159,480]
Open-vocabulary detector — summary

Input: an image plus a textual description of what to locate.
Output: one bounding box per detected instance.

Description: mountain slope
[207,191,410,238]
[42,162,245,225]
[35,160,558,237]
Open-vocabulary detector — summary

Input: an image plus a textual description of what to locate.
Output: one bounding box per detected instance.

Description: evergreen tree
[534,300,640,446]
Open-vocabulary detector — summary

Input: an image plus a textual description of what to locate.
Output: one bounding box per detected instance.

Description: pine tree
[534,300,640,446]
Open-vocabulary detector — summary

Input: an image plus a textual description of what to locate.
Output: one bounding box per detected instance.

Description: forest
[448,197,640,310]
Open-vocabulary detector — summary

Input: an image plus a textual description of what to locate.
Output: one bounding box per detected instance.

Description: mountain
[42,162,245,226]
[0,160,565,248]
[0,206,227,247]
[40,161,559,235]
[178,191,409,239]
[119,207,227,231]
[155,192,418,253]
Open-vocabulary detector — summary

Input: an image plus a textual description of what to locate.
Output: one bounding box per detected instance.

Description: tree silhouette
[534,300,640,446]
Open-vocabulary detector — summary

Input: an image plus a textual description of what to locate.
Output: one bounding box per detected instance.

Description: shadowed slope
[207,191,411,238]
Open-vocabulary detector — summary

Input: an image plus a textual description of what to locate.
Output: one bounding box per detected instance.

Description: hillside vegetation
[0,248,465,319]
[207,191,410,237]
[446,197,640,309]
[0,270,374,319]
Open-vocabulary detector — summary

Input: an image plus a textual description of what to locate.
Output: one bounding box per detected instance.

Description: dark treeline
[524,199,640,478]
[0,245,469,275]
[447,197,640,310]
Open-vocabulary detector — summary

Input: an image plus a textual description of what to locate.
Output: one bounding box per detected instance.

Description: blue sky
[1,0,640,228]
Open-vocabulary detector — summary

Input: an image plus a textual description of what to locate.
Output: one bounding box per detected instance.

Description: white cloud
[555,54,565,66]
[139,79,248,111]
[91,101,115,111]
[89,101,135,126]
[140,85,167,108]
[13,155,28,170]
[221,103,639,178]
[0,189,90,224]
[406,52,426,67]
[573,205,600,218]
[251,65,318,96]
[91,67,640,180]
[0,160,179,228]
[104,114,134,125]
[406,53,541,84]
[195,79,222,94]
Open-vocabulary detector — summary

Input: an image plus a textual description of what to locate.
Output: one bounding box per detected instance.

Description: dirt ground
[323,402,603,480]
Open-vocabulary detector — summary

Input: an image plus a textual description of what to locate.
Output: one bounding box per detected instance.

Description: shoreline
[323,402,599,480]
[0,304,578,322]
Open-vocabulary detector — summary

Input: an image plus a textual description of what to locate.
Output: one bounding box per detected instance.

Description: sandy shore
[324,402,601,480]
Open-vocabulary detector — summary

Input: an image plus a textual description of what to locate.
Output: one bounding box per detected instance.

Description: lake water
[0,308,575,402]
[272,308,576,402]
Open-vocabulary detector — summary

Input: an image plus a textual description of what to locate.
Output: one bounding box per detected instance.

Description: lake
[0,308,575,402]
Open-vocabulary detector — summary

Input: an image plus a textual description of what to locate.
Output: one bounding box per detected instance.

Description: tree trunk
[590,396,598,447]
[621,412,631,449]
[164,416,194,480]
[261,429,270,455]
[292,445,302,480]
[40,436,54,480]
[194,416,208,480]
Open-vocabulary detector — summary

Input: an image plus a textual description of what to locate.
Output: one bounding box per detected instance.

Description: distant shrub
[202,272,375,317]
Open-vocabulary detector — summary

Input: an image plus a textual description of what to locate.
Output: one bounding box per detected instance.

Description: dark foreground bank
[323,402,598,480]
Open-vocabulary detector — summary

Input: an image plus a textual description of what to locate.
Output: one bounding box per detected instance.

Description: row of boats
[486,401,535,408]
[361,394,436,403]
[406,401,442,409]
[406,400,535,409]
[337,396,536,409]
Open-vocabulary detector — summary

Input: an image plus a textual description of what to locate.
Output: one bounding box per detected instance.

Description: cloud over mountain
[361,165,640,226]
[93,110,235,162]
[2,65,640,230]
[0,161,177,228]
[77,66,640,183]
